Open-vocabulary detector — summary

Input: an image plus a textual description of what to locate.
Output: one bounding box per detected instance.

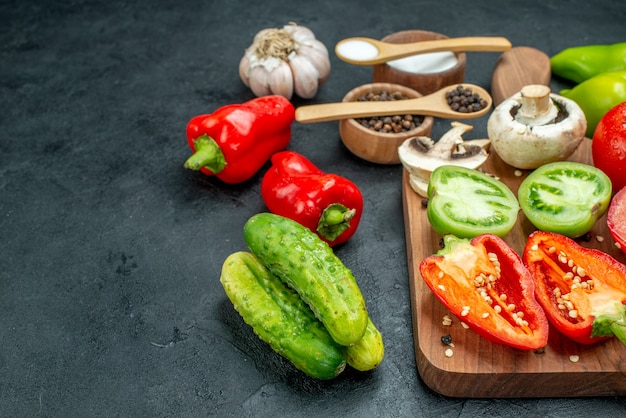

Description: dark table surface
[2,0,626,416]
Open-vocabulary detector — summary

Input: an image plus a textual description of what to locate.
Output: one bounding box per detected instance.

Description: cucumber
[344,318,385,371]
[220,251,346,380]
[244,212,368,346]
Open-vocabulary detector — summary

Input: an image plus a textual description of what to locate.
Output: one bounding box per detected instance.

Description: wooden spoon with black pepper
[295,83,492,123]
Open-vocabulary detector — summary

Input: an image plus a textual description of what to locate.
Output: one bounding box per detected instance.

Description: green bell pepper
[559,71,626,138]
[551,42,626,84]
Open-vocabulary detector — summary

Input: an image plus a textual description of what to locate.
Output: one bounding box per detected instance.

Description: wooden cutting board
[491,46,551,105]
[402,139,626,398]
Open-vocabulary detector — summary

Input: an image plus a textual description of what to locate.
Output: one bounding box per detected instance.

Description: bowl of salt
[371,30,466,95]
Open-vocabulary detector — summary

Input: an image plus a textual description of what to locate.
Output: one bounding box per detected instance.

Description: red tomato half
[592,102,626,192]
[607,186,626,254]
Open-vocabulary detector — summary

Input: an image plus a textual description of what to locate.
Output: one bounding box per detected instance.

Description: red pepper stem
[184,134,227,174]
[317,203,356,243]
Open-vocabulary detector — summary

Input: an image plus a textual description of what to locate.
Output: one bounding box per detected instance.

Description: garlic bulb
[239,23,331,99]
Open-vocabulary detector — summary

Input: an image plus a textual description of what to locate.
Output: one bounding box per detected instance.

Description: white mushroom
[398,121,491,197]
[487,85,587,169]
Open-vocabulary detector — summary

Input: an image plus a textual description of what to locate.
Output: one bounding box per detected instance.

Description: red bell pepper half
[184,95,295,184]
[523,230,626,346]
[261,150,363,246]
[419,234,549,351]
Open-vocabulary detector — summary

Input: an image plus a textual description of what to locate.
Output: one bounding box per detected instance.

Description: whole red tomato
[607,186,626,254]
[592,102,626,192]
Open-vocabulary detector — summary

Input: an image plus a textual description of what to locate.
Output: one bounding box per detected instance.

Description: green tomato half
[518,161,612,238]
[427,165,520,238]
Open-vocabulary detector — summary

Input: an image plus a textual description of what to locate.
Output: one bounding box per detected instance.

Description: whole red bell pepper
[184,95,295,184]
[419,234,549,351]
[261,150,363,246]
[523,230,626,346]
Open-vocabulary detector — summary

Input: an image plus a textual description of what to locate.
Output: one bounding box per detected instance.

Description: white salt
[336,40,379,61]
[387,51,457,74]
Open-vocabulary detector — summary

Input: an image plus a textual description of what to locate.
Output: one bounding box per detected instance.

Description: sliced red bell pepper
[261,150,363,246]
[419,234,549,351]
[184,95,295,184]
[523,230,626,345]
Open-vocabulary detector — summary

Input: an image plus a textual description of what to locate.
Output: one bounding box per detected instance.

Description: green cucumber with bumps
[344,318,385,371]
[220,251,346,380]
[244,212,368,346]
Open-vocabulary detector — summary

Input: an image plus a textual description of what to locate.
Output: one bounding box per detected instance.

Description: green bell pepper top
[551,42,626,84]
[559,71,626,138]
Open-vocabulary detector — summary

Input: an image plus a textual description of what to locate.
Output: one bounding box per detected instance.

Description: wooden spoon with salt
[295,83,492,123]
[335,36,512,66]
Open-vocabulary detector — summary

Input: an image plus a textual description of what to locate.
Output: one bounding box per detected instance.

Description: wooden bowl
[339,83,434,164]
[372,30,467,95]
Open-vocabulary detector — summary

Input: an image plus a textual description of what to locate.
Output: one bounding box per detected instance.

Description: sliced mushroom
[398,121,491,197]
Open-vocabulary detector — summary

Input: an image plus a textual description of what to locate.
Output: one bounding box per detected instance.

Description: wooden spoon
[491,46,552,105]
[335,36,512,66]
[296,83,492,123]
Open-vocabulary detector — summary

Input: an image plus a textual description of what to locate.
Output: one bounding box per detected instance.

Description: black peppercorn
[445,85,488,113]
[354,90,425,133]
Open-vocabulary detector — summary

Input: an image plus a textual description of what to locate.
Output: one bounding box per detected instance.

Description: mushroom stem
[516,84,558,126]
[431,121,473,154]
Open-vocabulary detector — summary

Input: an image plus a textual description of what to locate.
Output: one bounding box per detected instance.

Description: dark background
[2,0,625,416]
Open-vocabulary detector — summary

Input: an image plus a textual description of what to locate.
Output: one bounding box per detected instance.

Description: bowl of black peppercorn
[339,82,434,164]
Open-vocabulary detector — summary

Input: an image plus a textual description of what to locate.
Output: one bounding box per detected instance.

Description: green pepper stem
[183,134,227,174]
[610,321,626,346]
[591,302,626,346]
[317,203,356,242]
